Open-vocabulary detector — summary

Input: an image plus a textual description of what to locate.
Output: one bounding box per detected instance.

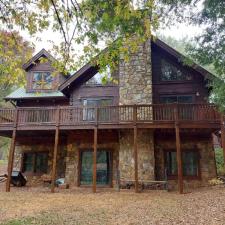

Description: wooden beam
[93,127,98,193]
[6,109,18,192]
[51,108,60,193]
[220,115,225,169]
[6,129,16,192]
[134,126,138,193]
[175,124,183,194]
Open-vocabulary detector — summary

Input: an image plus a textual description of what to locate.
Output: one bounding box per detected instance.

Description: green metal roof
[5,87,65,100]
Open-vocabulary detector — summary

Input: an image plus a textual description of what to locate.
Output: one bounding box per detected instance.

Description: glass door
[80,150,111,186]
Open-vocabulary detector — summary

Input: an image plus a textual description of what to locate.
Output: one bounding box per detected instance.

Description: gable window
[83,98,113,121]
[165,150,199,178]
[23,152,48,174]
[32,72,53,90]
[161,59,193,81]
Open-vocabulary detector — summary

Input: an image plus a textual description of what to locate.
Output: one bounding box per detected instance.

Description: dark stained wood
[6,109,18,192]
[0,104,221,133]
[152,42,209,104]
[175,124,183,194]
[51,107,60,193]
[93,127,97,193]
[134,126,138,193]
[220,115,225,167]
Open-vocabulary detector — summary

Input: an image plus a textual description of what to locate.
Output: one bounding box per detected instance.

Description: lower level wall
[13,135,67,186]
[119,129,155,187]
[155,130,217,190]
[65,130,119,187]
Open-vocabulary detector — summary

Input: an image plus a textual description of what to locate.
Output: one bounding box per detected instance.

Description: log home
[1,38,224,193]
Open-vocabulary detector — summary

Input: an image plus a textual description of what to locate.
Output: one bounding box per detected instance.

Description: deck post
[134,126,138,193]
[51,107,60,193]
[133,105,138,193]
[220,115,225,168]
[175,124,183,194]
[93,126,98,193]
[6,109,18,192]
[174,104,183,194]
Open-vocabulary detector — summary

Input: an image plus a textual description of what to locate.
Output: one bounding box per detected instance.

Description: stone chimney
[118,39,155,186]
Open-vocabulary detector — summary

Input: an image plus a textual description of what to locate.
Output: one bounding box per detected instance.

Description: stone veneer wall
[65,130,119,186]
[13,136,67,186]
[155,132,217,190]
[118,39,155,184]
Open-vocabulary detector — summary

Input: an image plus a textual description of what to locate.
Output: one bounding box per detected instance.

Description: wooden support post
[220,115,225,168]
[6,109,18,192]
[134,126,138,193]
[51,108,60,193]
[93,127,98,193]
[175,124,183,194]
[174,103,183,194]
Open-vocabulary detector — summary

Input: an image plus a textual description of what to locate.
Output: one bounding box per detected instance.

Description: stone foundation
[155,131,217,190]
[65,130,119,187]
[119,129,155,185]
[13,136,67,186]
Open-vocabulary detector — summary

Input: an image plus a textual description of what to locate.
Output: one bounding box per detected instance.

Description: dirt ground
[0,182,225,225]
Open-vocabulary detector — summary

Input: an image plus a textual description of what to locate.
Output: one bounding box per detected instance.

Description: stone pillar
[118,39,155,185]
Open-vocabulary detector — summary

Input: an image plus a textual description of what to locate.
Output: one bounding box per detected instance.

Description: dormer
[23,49,67,93]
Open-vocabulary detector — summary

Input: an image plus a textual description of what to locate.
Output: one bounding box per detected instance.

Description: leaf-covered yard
[0,184,225,225]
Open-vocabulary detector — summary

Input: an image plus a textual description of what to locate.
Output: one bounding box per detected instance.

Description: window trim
[160,58,194,83]
[32,71,53,90]
[159,94,195,104]
[164,149,201,180]
[22,151,49,175]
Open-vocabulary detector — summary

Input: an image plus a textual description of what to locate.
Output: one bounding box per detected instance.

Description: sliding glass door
[80,150,112,186]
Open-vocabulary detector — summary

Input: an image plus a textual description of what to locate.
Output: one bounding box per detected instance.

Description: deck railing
[0,104,221,127]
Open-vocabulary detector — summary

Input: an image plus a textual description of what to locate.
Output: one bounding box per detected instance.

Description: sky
[19,1,204,55]
[22,22,201,55]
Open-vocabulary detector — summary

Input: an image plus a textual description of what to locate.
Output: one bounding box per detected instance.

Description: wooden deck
[0,103,222,131]
[4,103,225,194]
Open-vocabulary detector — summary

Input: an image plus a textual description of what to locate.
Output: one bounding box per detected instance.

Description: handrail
[0,104,221,127]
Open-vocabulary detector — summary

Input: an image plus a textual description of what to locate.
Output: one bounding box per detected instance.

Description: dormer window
[32,72,53,90]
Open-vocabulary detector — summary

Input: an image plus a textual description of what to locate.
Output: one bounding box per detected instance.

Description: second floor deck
[0,103,222,132]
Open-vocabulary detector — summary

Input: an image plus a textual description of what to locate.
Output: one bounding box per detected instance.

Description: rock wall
[119,129,155,183]
[155,131,217,190]
[65,130,119,187]
[119,40,152,105]
[13,136,67,186]
[118,39,155,185]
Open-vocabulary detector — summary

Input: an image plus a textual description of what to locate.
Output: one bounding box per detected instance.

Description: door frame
[77,148,114,187]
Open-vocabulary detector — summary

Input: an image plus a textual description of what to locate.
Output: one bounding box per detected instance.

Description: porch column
[51,108,60,193]
[175,124,183,194]
[220,115,225,168]
[93,127,98,193]
[134,126,138,193]
[6,109,18,192]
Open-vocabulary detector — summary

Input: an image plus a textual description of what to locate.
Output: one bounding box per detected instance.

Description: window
[165,150,199,178]
[161,59,193,81]
[32,72,53,89]
[83,98,113,121]
[85,66,112,85]
[23,152,48,174]
[160,95,193,104]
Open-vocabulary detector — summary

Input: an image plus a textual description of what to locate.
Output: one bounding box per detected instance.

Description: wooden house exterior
[1,40,224,194]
